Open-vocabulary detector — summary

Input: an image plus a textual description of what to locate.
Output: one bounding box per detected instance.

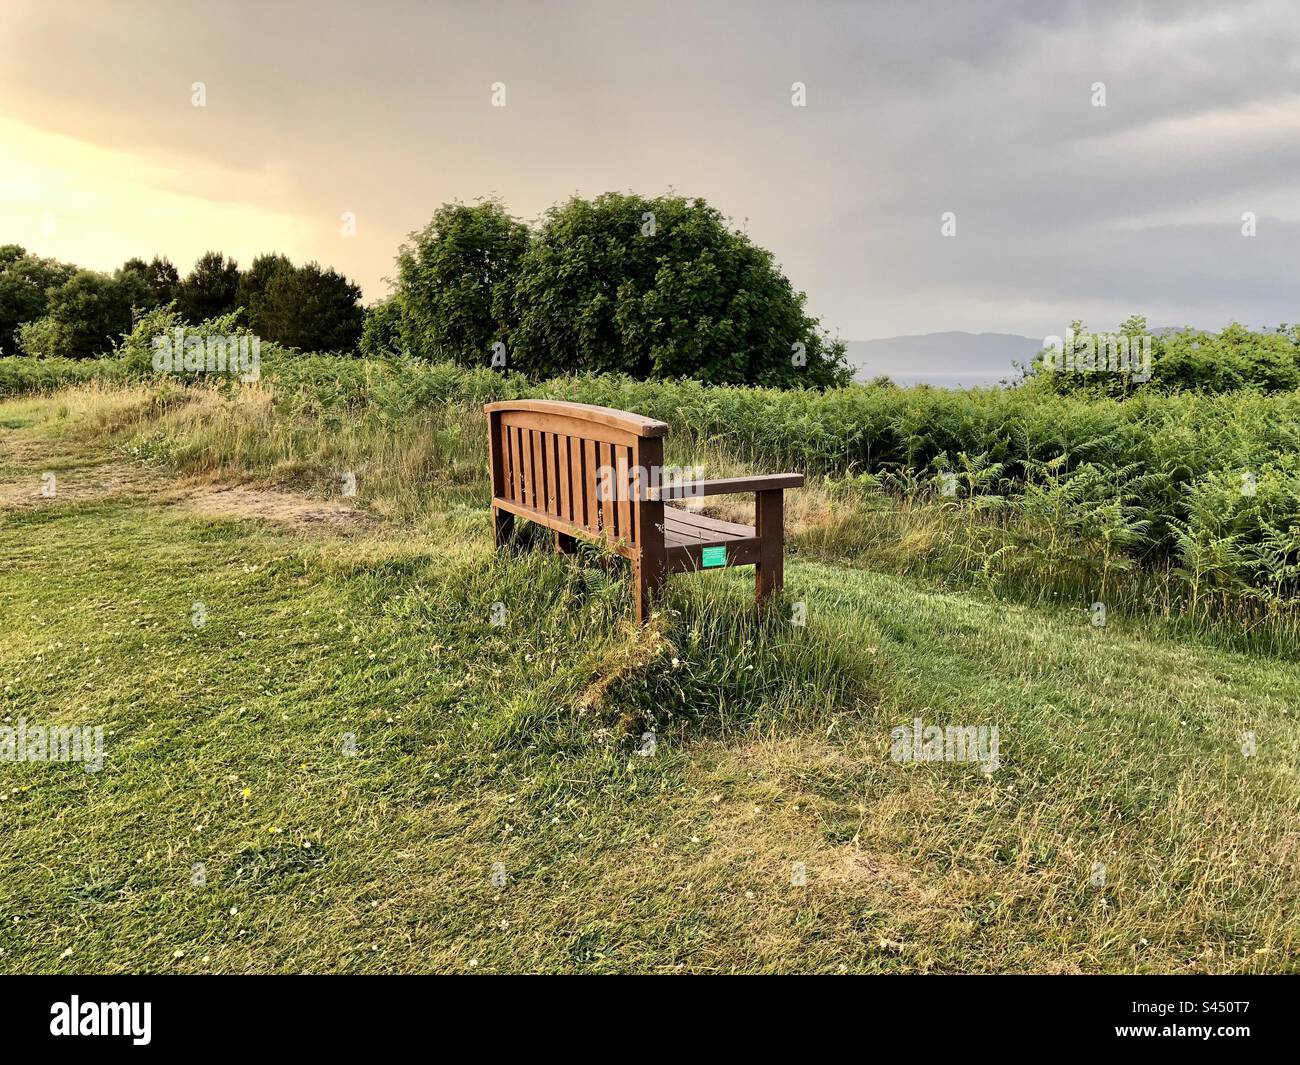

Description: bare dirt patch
[0,462,159,513]
[0,447,367,532]
[178,483,369,529]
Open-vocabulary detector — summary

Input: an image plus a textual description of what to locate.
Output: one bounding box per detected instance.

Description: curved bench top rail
[484,399,668,438]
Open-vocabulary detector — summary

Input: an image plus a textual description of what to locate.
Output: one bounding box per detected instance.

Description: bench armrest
[647,474,804,501]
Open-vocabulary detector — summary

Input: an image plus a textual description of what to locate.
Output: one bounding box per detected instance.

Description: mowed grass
[1,393,1298,973]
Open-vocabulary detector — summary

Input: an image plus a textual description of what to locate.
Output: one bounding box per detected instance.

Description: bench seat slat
[663,507,755,540]
[665,527,759,548]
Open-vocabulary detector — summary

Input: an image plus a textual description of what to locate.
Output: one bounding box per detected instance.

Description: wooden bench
[485,399,803,621]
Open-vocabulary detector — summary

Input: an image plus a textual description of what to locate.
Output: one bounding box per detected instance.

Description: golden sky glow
[0,115,315,274]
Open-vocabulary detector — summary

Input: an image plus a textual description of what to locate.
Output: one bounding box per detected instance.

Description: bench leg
[492,506,514,549]
[555,531,579,554]
[634,557,666,623]
[755,489,784,606]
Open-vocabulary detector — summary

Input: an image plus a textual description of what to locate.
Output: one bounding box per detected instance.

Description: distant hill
[843,332,1045,387]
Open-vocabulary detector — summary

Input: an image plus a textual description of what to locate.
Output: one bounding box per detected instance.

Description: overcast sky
[2,0,1298,340]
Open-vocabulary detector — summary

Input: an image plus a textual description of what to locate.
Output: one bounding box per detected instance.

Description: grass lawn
[1,392,1297,973]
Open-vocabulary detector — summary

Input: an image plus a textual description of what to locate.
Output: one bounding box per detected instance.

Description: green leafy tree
[149,256,181,306]
[112,261,156,317]
[120,255,181,308]
[0,247,77,354]
[396,201,530,364]
[236,253,294,332]
[179,251,241,323]
[254,261,364,352]
[508,193,848,387]
[359,295,404,358]
[118,258,153,295]
[17,269,135,359]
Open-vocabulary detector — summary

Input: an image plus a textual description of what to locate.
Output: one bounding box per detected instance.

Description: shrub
[508,193,849,388]
[1154,324,1300,393]
[1032,318,1300,396]
[0,246,77,355]
[15,316,67,359]
[1158,457,1300,617]
[17,269,137,359]
[359,295,404,358]
[115,305,283,383]
[0,355,130,396]
[396,201,530,365]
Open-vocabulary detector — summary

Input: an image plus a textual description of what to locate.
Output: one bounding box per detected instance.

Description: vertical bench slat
[522,423,533,507]
[531,430,545,512]
[540,431,554,514]
[536,430,548,511]
[498,419,509,500]
[546,434,558,515]
[512,423,521,504]
[553,434,564,517]
[501,419,515,501]
[571,437,585,527]
[577,438,588,530]
[546,434,561,517]
[488,412,501,497]
[557,435,571,521]
[616,446,632,545]
[634,434,666,622]
[576,438,588,527]
[551,435,560,515]
[521,428,536,509]
[513,426,524,502]
[598,441,615,537]
[630,449,648,546]
[536,434,545,514]
[585,438,600,533]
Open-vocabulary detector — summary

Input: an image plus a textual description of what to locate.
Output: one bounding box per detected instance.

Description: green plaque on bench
[701,546,726,568]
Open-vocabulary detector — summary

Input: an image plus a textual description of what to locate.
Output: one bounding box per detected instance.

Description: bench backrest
[485,400,668,554]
